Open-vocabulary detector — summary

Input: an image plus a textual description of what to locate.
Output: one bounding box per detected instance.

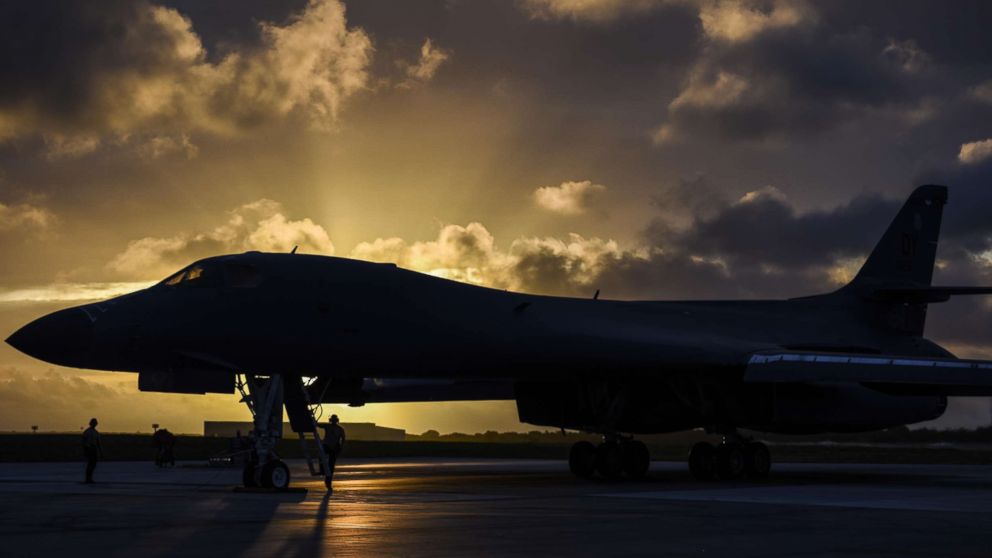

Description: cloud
[135,134,198,160]
[352,223,511,287]
[654,3,936,143]
[958,139,992,165]
[881,39,930,74]
[917,155,992,251]
[230,0,373,131]
[968,80,992,104]
[348,219,804,300]
[108,199,334,279]
[397,39,451,89]
[698,0,813,43]
[668,70,750,110]
[0,366,241,433]
[520,0,667,23]
[43,134,102,160]
[532,180,607,215]
[0,282,155,303]
[351,222,637,295]
[521,0,813,37]
[0,202,55,232]
[668,186,899,271]
[0,0,373,156]
[123,186,918,303]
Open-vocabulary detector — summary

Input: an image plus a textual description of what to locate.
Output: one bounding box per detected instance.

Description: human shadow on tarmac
[142,484,305,557]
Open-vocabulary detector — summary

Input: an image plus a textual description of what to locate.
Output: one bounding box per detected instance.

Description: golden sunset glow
[3,0,992,433]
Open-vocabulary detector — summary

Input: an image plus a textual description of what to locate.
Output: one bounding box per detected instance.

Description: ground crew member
[321,415,346,489]
[153,428,176,467]
[82,418,102,483]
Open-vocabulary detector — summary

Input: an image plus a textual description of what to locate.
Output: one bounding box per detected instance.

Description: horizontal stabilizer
[872,286,992,303]
[745,352,992,396]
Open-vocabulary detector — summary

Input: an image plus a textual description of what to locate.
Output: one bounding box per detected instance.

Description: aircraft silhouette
[9,185,992,489]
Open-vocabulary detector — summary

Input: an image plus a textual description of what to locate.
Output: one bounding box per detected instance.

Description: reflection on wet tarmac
[3,459,992,557]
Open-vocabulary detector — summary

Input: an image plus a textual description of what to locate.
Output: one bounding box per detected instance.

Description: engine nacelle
[740,382,947,434]
[514,380,701,434]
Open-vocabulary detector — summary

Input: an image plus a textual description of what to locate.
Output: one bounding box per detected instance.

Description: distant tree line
[407,426,992,445]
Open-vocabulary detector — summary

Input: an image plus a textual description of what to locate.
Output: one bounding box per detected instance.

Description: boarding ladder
[292,377,333,479]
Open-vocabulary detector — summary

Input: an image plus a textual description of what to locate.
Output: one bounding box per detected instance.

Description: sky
[2,0,992,434]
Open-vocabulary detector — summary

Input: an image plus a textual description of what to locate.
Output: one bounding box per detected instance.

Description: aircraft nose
[5,308,94,367]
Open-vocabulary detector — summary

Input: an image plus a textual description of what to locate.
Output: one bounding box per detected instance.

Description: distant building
[203,421,405,441]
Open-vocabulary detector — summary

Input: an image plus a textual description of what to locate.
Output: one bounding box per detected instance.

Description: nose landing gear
[235,374,337,491]
[235,374,294,491]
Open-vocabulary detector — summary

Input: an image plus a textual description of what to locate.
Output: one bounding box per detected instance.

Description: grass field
[2,433,992,465]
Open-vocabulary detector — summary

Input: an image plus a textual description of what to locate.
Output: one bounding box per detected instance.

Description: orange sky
[3,0,992,433]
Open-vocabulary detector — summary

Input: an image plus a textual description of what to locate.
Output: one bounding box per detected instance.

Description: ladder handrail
[296,376,332,478]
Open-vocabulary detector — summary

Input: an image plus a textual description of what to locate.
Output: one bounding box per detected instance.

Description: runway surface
[2,458,991,557]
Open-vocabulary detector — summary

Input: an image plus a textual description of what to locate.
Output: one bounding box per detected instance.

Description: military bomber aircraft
[9,185,992,489]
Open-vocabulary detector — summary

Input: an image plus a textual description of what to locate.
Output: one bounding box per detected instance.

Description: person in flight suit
[321,415,346,489]
[82,418,102,483]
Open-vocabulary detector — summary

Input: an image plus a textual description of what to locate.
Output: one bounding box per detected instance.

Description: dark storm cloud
[0,1,191,133]
[661,23,930,142]
[482,185,902,301]
[160,0,307,56]
[648,0,992,146]
[918,159,992,252]
[671,189,899,269]
[591,250,822,300]
[549,176,992,303]
[921,254,992,348]
[817,0,992,67]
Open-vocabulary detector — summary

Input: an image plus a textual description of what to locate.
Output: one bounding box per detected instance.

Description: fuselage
[6,251,949,434]
[7,252,949,376]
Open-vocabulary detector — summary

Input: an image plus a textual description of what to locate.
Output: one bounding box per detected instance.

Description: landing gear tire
[569,441,597,478]
[261,460,290,491]
[621,440,650,480]
[242,463,257,488]
[744,441,771,478]
[595,441,624,480]
[716,442,746,480]
[688,441,717,480]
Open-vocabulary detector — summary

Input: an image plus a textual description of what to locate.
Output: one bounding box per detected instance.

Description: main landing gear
[569,437,651,480]
[568,432,770,482]
[688,438,771,481]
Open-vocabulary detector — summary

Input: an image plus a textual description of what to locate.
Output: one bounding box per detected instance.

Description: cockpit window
[160,261,262,289]
[159,263,223,288]
[185,266,205,281]
[163,270,186,286]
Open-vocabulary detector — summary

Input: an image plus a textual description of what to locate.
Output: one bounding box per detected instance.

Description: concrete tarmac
[1,458,991,557]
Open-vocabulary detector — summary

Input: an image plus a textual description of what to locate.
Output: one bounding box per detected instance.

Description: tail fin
[838,185,947,336]
[847,184,947,290]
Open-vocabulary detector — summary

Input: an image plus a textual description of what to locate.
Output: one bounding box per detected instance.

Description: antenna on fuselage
[290,245,298,254]
[593,289,600,300]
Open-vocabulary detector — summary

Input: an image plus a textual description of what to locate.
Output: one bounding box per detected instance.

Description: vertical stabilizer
[839,185,947,337]
[847,185,947,289]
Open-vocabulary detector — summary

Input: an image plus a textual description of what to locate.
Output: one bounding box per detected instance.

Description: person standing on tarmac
[321,415,346,489]
[82,418,102,483]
